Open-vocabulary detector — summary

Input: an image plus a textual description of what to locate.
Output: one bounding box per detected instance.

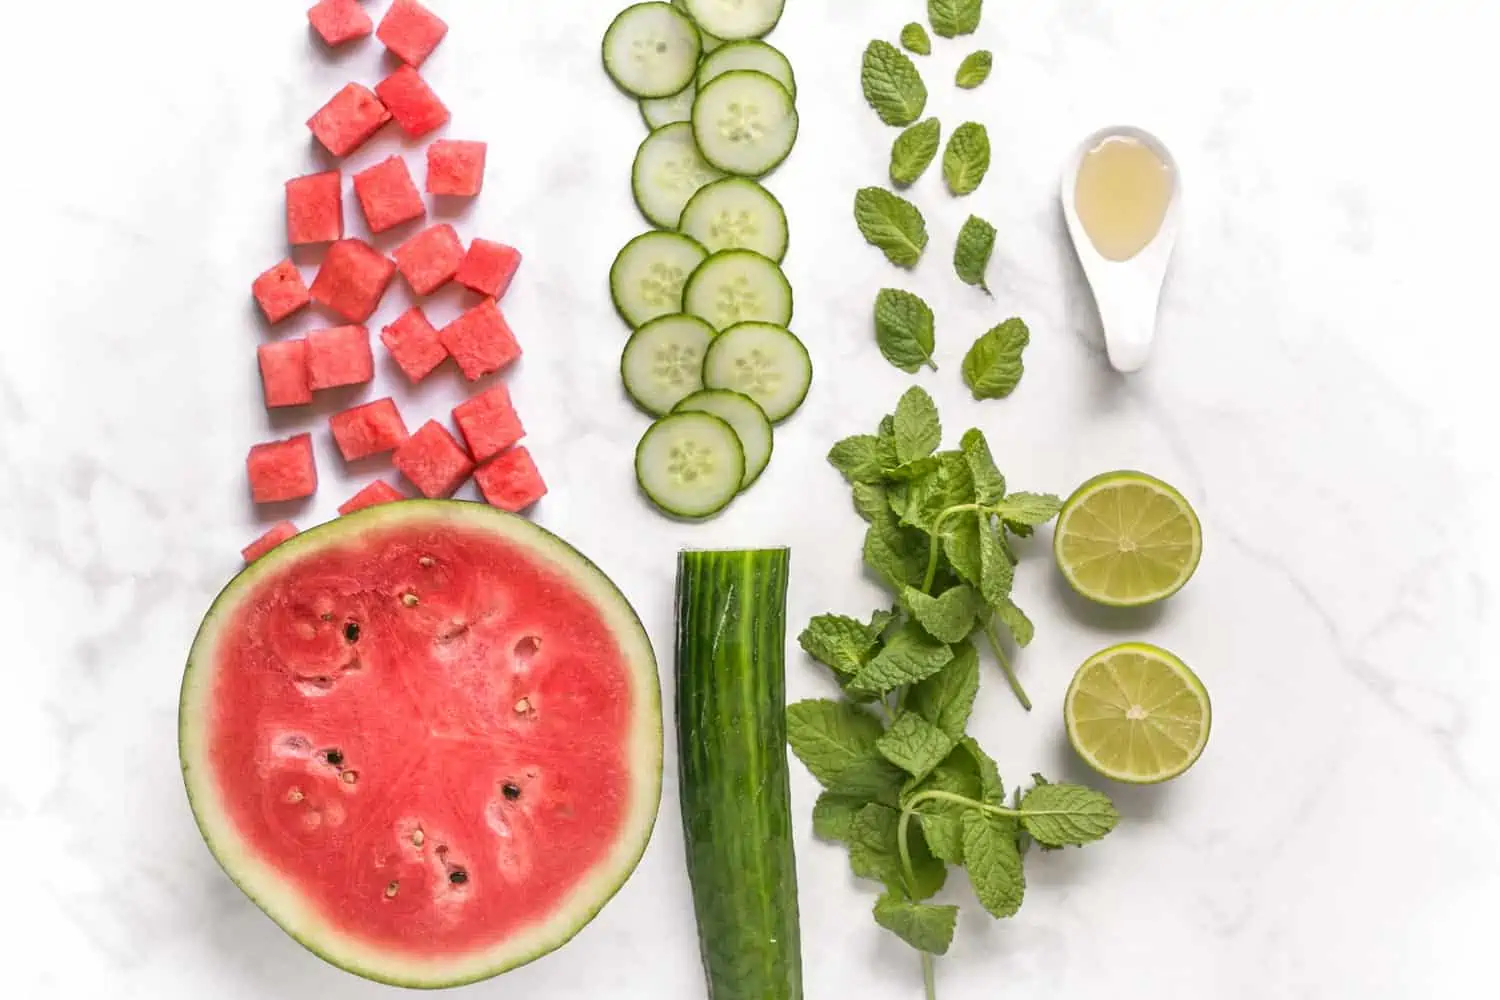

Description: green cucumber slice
[610,231,709,328]
[682,249,792,331]
[674,389,774,488]
[621,314,717,416]
[603,3,703,99]
[678,178,789,262]
[672,0,726,52]
[640,81,697,129]
[697,40,796,98]
[682,0,785,40]
[635,412,745,518]
[701,321,811,423]
[691,70,798,177]
[633,122,726,229]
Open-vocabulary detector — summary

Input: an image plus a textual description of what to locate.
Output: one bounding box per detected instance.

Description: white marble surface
[5,0,1500,996]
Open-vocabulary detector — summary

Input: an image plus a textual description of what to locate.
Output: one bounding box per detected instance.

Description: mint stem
[920,504,981,593]
[983,619,1032,711]
[921,953,937,1000]
[896,803,941,1000]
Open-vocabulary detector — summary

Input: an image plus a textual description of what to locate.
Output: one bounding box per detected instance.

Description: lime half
[1065,642,1210,784]
[1054,470,1202,607]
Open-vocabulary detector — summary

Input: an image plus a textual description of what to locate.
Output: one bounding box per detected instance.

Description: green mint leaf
[943,121,991,196]
[854,188,929,268]
[993,596,1035,647]
[899,22,933,56]
[908,743,983,862]
[890,118,941,188]
[876,712,957,783]
[828,435,885,484]
[978,521,1015,606]
[998,491,1062,527]
[955,50,993,88]
[943,513,983,585]
[849,803,904,883]
[848,622,953,696]
[929,0,983,38]
[852,483,889,523]
[874,289,938,372]
[874,891,959,955]
[902,584,983,643]
[786,699,885,786]
[962,317,1030,399]
[875,414,901,467]
[826,754,907,806]
[959,428,1006,505]
[901,453,976,533]
[863,508,928,591]
[960,736,1006,804]
[884,457,942,482]
[907,639,980,739]
[906,826,949,900]
[812,792,866,842]
[953,215,997,293]
[893,386,942,462]
[961,811,1026,917]
[799,614,883,675]
[861,40,928,127]
[1019,782,1120,847]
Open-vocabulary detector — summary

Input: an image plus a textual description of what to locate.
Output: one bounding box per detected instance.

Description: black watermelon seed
[502,783,521,800]
[343,621,361,643]
[449,870,468,885]
[325,749,344,766]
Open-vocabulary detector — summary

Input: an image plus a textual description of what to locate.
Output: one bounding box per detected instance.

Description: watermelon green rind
[179,500,663,989]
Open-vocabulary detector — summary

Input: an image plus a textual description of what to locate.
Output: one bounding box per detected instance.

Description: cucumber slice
[682,0,785,40]
[691,71,798,177]
[674,389,773,488]
[635,412,745,518]
[640,81,696,129]
[610,231,708,328]
[679,178,789,262]
[632,122,726,229]
[697,41,796,98]
[701,321,811,423]
[683,249,792,331]
[672,0,725,52]
[621,314,717,415]
[603,2,702,99]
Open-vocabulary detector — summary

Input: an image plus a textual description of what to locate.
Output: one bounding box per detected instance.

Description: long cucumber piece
[676,549,802,1000]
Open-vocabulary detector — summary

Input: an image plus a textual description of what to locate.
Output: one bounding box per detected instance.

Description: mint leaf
[901,453,975,533]
[962,318,1030,399]
[959,428,1005,505]
[954,215,996,293]
[876,415,902,469]
[799,614,883,675]
[885,456,942,482]
[962,811,1025,917]
[863,509,928,591]
[929,0,983,38]
[893,386,941,463]
[1019,782,1120,846]
[828,435,885,484]
[861,41,928,127]
[848,622,953,695]
[978,519,1015,606]
[943,121,991,196]
[874,288,938,372]
[874,891,959,955]
[998,491,1062,527]
[960,736,1005,804]
[812,792,865,842]
[909,744,983,862]
[826,754,907,806]
[868,607,897,636]
[855,188,929,268]
[899,22,932,56]
[907,640,979,739]
[849,803,903,883]
[786,699,884,785]
[955,50,993,88]
[891,118,941,187]
[943,513,983,585]
[877,712,957,782]
[852,483,888,523]
[993,597,1035,647]
[902,584,983,643]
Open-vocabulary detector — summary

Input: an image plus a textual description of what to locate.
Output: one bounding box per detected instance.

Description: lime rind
[1053,470,1202,608]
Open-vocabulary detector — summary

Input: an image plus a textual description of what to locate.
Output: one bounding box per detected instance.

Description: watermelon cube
[310,239,396,321]
[393,420,474,498]
[306,325,374,389]
[353,156,425,233]
[338,480,405,515]
[330,397,409,460]
[375,65,449,138]
[453,385,525,463]
[257,339,311,408]
[439,299,521,381]
[242,521,300,563]
[455,239,522,300]
[252,259,310,324]
[393,223,463,295]
[307,0,372,47]
[378,0,448,67]
[380,307,447,382]
[475,447,547,513]
[307,83,390,158]
[285,171,343,245]
[426,140,487,197]
[247,433,318,504]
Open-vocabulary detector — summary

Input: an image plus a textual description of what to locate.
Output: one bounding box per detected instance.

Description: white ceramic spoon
[1061,126,1181,373]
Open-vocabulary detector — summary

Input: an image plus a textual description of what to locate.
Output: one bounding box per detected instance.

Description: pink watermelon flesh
[453,385,525,463]
[307,0,373,47]
[247,434,318,504]
[440,299,521,381]
[381,307,448,382]
[338,480,405,515]
[330,397,409,461]
[455,239,522,300]
[353,156,426,234]
[286,171,344,245]
[308,83,391,158]
[393,223,464,296]
[426,140,486,197]
[253,259,311,325]
[394,420,475,498]
[476,448,547,513]
[306,325,374,390]
[378,0,448,67]
[242,521,300,563]
[258,339,312,409]
[376,65,449,138]
[311,240,396,322]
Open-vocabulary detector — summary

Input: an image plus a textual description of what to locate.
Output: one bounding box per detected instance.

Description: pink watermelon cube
[439,299,521,381]
[285,171,343,245]
[426,139,486,197]
[475,447,546,513]
[338,480,405,515]
[247,433,318,504]
[242,521,300,563]
[455,239,522,299]
[393,223,463,295]
[330,397,409,460]
[252,259,310,324]
[307,0,372,46]
[393,420,474,498]
[378,0,448,67]
[307,83,390,158]
[257,339,311,408]
[375,65,449,138]
[353,155,425,234]
[310,239,396,321]
[453,385,525,463]
[306,325,373,390]
[380,307,447,382]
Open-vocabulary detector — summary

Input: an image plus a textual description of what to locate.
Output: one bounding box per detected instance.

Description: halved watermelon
[179,502,662,988]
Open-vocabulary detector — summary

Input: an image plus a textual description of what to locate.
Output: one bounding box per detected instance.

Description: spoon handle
[1098,288,1161,374]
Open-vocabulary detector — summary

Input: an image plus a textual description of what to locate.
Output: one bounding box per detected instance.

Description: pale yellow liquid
[1074,136,1173,262]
